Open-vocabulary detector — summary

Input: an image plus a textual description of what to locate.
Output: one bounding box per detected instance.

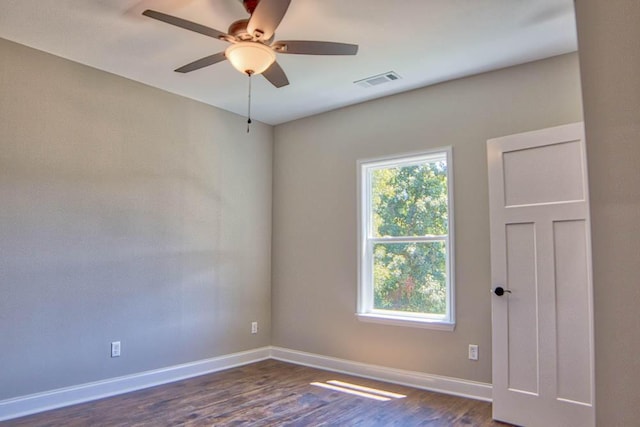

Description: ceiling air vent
[354,71,402,88]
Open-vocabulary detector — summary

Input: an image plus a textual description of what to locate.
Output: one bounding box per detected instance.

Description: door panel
[502,140,585,206]
[488,123,594,427]
[553,219,592,405]
[505,222,539,395]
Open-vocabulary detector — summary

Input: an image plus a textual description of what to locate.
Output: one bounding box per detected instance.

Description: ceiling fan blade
[142,9,230,40]
[262,61,289,88]
[247,0,291,41]
[273,40,359,55]
[125,0,198,19]
[175,52,227,73]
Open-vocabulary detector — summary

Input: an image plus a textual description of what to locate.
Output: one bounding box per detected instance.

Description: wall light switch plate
[111,341,121,358]
[468,344,479,361]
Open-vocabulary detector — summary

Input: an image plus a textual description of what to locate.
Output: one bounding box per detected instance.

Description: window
[357,148,454,330]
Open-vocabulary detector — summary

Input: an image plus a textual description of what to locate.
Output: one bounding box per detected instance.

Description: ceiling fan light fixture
[225,42,276,75]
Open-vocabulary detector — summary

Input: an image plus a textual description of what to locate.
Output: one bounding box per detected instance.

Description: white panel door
[487,123,594,427]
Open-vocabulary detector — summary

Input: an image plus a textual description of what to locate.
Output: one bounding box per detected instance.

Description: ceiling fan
[142,0,359,88]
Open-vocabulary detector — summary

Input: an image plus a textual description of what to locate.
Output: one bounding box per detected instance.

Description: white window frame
[357,147,455,331]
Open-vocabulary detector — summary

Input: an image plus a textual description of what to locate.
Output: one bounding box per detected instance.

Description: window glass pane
[371,161,448,237]
[373,241,447,315]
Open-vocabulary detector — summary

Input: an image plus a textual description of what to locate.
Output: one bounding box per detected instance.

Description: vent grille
[354,71,402,88]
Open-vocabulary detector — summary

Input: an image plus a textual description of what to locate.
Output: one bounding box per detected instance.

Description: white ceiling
[0,0,578,125]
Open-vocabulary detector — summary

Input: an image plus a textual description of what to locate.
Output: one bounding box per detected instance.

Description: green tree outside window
[369,160,449,316]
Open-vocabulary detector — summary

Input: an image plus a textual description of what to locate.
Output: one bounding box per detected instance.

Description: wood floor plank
[4,359,512,426]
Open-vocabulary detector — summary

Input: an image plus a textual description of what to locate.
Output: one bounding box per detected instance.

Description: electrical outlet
[111,341,121,358]
[251,321,258,334]
[468,344,478,361]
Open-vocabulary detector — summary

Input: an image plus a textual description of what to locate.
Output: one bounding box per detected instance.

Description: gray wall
[272,53,584,383]
[0,38,273,400]
[575,1,640,424]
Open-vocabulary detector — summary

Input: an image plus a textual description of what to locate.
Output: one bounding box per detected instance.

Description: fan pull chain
[246,71,253,133]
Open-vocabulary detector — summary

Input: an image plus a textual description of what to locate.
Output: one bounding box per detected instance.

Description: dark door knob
[493,286,512,296]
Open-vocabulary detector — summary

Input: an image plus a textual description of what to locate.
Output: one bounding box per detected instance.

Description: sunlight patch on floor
[310,380,406,401]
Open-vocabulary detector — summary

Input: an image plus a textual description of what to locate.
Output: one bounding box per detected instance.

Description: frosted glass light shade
[225,42,276,75]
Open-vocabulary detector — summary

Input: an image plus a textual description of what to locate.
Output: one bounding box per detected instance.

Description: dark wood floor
[4,359,512,426]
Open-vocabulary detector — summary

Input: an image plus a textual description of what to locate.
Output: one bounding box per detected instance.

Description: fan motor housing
[228,19,251,39]
[228,19,273,43]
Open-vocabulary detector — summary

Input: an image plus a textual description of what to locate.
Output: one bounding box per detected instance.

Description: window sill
[356,313,456,331]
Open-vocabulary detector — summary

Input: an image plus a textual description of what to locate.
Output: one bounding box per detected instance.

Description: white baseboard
[0,347,271,422]
[0,346,492,422]
[270,347,492,402]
